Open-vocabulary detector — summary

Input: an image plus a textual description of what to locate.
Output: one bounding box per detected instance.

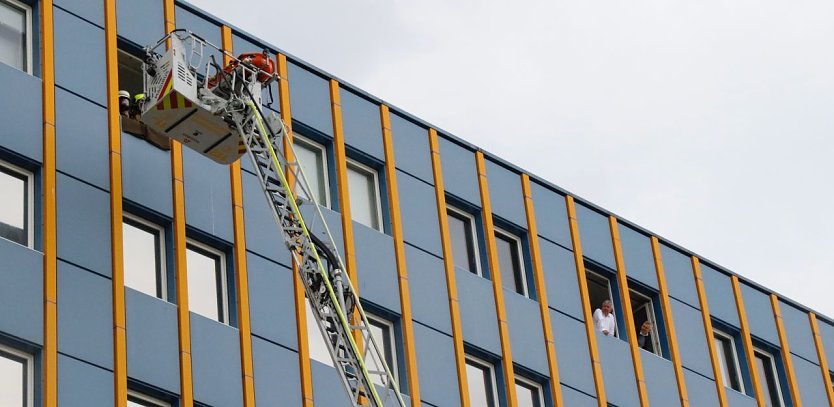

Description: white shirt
[593,309,617,336]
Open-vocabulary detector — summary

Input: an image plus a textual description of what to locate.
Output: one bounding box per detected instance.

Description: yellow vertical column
[277,54,315,407]
[691,257,729,407]
[428,129,470,407]
[103,0,127,405]
[40,0,57,405]
[379,105,421,405]
[475,152,518,407]
[731,276,765,407]
[608,218,649,407]
[649,237,689,407]
[520,175,563,407]
[770,295,802,406]
[809,313,834,407]
[565,196,607,407]
[220,25,257,407]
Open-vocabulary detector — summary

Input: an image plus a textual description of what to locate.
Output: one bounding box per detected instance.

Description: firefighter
[118,90,131,116]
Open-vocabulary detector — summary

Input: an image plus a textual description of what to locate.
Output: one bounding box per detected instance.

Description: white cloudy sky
[187,0,834,318]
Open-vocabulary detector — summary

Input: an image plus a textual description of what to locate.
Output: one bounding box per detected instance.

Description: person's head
[118,90,130,114]
[600,300,613,315]
[641,321,653,333]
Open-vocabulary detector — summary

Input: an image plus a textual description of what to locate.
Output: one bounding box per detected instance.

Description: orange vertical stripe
[731,276,765,407]
[691,257,729,407]
[809,313,834,407]
[770,295,802,406]
[520,175,564,407]
[565,196,607,407]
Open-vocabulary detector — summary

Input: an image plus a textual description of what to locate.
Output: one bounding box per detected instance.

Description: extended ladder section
[140,30,407,407]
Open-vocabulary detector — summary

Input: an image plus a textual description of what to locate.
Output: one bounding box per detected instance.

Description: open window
[493,226,528,297]
[0,343,34,407]
[0,160,33,248]
[753,348,785,407]
[586,269,617,337]
[713,329,744,393]
[0,0,33,74]
[629,289,661,355]
[117,49,144,98]
[447,205,482,276]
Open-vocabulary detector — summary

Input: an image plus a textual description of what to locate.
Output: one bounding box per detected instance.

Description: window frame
[753,347,785,407]
[127,390,170,407]
[514,375,545,407]
[293,135,331,208]
[0,0,33,74]
[585,268,617,338]
[345,158,384,232]
[185,239,229,324]
[446,205,482,277]
[0,159,34,248]
[493,225,528,297]
[366,313,399,386]
[122,213,168,300]
[630,289,662,355]
[465,355,499,407]
[712,329,745,393]
[0,343,34,407]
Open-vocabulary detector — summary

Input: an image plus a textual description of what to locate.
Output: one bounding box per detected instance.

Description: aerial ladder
[138,30,407,407]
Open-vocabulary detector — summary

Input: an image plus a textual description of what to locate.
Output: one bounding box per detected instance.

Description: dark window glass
[631,290,661,355]
[713,331,743,392]
[754,350,783,407]
[448,208,479,274]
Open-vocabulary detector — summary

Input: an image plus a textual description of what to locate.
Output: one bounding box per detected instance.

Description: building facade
[0,0,833,406]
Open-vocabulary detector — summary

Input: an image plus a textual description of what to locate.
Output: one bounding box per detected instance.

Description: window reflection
[186,242,227,323]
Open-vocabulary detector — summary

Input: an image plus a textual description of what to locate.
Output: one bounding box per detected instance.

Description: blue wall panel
[288,62,333,137]
[618,224,658,290]
[312,362,352,406]
[550,309,596,397]
[390,112,432,185]
[540,239,583,321]
[0,241,42,344]
[396,171,442,258]
[182,148,233,242]
[641,352,680,406]
[57,261,113,369]
[55,89,109,190]
[438,137,479,205]
[597,333,639,407]
[341,89,383,161]
[54,8,106,105]
[125,288,181,394]
[504,292,548,376]
[726,388,757,407]
[405,245,451,334]
[456,269,501,355]
[117,0,164,46]
[819,319,834,369]
[701,263,739,327]
[671,298,714,379]
[0,64,42,162]
[792,354,829,407]
[191,315,244,407]
[174,6,222,64]
[55,0,103,27]
[247,254,297,350]
[413,323,460,407]
[780,301,817,363]
[57,355,114,406]
[559,385,597,407]
[684,369,720,407]
[484,159,526,228]
[241,172,292,267]
[56,173,111,277]
[121,132,173,217]
[740,283,779,346]
[659,243,699,308]
[574,202,615,270]
[252,337,302,407]
[355,224,401,313]
[529,181,570,250]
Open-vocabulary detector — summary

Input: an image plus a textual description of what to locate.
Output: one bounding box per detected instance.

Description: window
[123,214,166,299]
[630,289,661,355]
[127,391,170,407]
[346,159,382,231]
[0,344,33,407]
[493,226,527,296]
[117,49,144,98]
[186,241,228,323]
[306,301,334,367]
[586,269,617,338]
[515,376,544,407]
[713,330,744,392]
[447,206,481,275]
[293,136,330,207]
[0,161,33,247]
[465,356,498,407]
[367,314,398,387]
[754,349,784,407]
[0,0,32,73]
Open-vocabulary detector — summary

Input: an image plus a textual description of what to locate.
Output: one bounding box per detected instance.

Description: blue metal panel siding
[241,172,292,267]
[54,0,103,27]
[684,369,720,407]
[792,354,829,406]
[740,283,780,346]
[540,239,584,321]
[247,254,297,350]
[550,309,596,396]
[121,133,174,217]
[484,159,526,228]
[182,148,234,242]
[54,8,106,105]
[404,245,451,334]
[116,0,165,47]
[396,171,442,258]
[190,314,244,407]
[0,241,42,344]
[701,263,740,327]
[312,362,352,406]
[56,173,112,277]
[288,62,333,137]
[252,336,302,406]
[0,64,42,162]
[438,137,479,205]
[390,112,432,185]
[659,243,700,308]
[671,298,714,379]
[726,388,758,407]
[597,333,640,407]
[504,290,548,375]
[354,224,401,313]
[55,89,109,190]
[341,89,384,161]
[455,268,502,355]
[819,320,834,369]
[618,224,658,290]
[560,385,598,407]
[780,300,818,363]
[174,6,223,64]
[57,354,115,406]
[125,288,181,394]
[574,202,616,270]
[529,181,571,250]
[413,323,461,407]
[641,352,681,406]
[57,260,113,369]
